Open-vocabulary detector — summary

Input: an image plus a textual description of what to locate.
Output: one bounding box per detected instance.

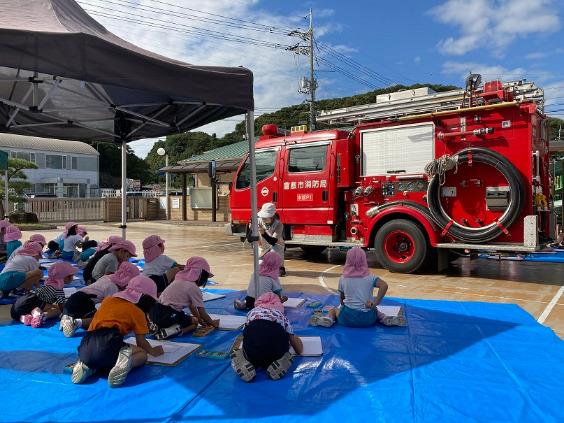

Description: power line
[83,7,292,50]
[79,0,292,35]
[316,56,378,89]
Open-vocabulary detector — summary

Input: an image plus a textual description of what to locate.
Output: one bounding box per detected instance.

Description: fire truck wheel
[374,219,427,273]
[300,246,327,256]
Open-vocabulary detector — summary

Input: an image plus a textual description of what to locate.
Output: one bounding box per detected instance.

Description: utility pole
[308,9,316,131]
[288,9,317,131]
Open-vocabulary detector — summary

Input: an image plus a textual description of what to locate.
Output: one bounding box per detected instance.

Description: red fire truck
[228,77,553,273]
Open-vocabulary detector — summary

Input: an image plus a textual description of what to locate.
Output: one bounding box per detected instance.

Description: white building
[0,133,99,197]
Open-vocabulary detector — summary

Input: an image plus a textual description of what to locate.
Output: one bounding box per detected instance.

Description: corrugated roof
[0,133,99,155]
[180,141,248,163]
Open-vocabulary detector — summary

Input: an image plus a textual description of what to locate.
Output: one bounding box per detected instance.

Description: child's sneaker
[266,352,293,380]
[20,314,32,326]
[108,346,133,388]
[71,359,95,384]
[61,315,81,338]
[309,314,335,327]
[233,299,248,311]
[30,308,45,328]
[380,315,406,327]
[230,348,256,382]
[155,324,181,340]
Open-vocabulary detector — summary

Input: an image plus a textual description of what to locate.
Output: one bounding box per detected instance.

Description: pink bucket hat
[109,239,137,257]
[4,225,22,242]
[0,219,10,230]
[175,256,213,282]
[96,235,122,252]
[343,247,370,278]
[110,261,140,288]
[63,222,78,236]
[113,275,157,303]
[142,235,164,263]
[29,234,47,246]
[259,251,282,280]
[17,241,43,257]
[45,261,77,289]
[255,292,284,313]
[77,226,87,237]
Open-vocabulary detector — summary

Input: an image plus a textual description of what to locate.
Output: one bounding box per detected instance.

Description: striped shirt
[247,306,293,334]
[35,285,66,305]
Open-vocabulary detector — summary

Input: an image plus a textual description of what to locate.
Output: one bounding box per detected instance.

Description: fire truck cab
[229,78,553,273]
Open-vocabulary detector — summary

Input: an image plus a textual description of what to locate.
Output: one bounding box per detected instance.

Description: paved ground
[1,221,562,338]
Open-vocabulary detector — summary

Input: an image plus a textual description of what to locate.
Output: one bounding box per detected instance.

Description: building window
[35,183,56,195]
[46,155,63,169]
[72,157,78,170]
[288,145,328,173]
[9,151,36,163]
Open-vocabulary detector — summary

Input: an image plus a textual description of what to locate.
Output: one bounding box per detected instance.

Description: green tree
[0,158,38,215]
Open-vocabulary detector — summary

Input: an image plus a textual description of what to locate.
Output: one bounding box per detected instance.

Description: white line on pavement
[538,285,564,323]
[318,264,341,294]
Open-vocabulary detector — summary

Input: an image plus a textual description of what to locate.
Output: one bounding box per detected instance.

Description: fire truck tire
[374,219,428,273]
[300,246,327,256]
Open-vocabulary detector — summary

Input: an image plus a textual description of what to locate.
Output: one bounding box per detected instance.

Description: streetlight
[157,147,169,220]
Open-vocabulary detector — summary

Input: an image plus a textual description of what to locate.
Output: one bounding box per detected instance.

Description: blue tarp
[0,288,563,423]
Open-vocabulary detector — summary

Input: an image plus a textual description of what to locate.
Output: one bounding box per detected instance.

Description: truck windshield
[236,149,277,189]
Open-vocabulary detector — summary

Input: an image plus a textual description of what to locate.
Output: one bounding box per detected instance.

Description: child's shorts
[78,327,125,370]
[337,305,378,328]
[148,274,169,294]
[243,319,289,368]
[59,251,74,260]
[10,292,45,320]
[0,271,26,292]
[148,302,193,329]
[64,291,97,318]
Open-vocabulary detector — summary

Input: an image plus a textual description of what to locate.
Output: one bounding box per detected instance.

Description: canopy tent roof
[0,0,253,143]
[163,159,242,174]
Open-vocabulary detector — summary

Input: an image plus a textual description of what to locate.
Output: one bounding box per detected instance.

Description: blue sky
[76,0,564,157]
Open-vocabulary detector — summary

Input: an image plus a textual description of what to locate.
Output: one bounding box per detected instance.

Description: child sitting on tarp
[0,219,12,258]
[59,222,86,260]
[76,240,98,268]
[231,292,303,382]
[0,241,43,297]
[4,225,23,258]
[82,236,122,283]
[60,261,140,337]
[11,260,77,328]
[91,239,136,282]
[6,234,46,263]
[149,256,217,340]
[142,235,181,294]
[234,251,287,311]
[309,247,402,328]
[71,275,164,388]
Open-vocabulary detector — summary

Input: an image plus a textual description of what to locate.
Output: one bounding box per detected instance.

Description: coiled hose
[426,148,525,243]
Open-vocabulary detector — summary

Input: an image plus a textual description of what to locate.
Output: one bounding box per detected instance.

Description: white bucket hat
[257,202,276,218]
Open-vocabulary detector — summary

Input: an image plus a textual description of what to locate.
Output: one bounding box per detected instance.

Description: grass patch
[16,223,58,230]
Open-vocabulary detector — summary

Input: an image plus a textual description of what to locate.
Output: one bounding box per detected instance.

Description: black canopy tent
[0,0,262,281]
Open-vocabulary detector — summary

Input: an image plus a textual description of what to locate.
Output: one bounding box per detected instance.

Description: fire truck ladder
[317,80,544,125]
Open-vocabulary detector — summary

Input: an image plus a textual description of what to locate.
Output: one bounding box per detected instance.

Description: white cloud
[545,81,564,120]
[430,0,560,56]
[442,61,527,80]
[75,0,337,158]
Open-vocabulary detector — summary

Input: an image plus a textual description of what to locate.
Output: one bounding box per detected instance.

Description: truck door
[278,141,332,225]
[230,148,281,222]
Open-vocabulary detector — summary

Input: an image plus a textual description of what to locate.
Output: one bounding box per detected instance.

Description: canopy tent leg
[121,140,127,239]
[245,111,260,298]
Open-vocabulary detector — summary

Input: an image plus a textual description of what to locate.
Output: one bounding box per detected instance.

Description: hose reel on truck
[426,148,525,243]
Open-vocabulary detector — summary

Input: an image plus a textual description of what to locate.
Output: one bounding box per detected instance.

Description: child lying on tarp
[71,275,164,388]
[231,292,303,382]
[60,261,140,337]
[234,251,287,311]
[11,260,77,328]
[309,247,403,327]
[149,256,217,340]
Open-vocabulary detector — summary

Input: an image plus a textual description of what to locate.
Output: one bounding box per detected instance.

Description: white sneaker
[108,346,133,388]
[155,324,181,340]
[71,359,95,384]
[61,315,81,338]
